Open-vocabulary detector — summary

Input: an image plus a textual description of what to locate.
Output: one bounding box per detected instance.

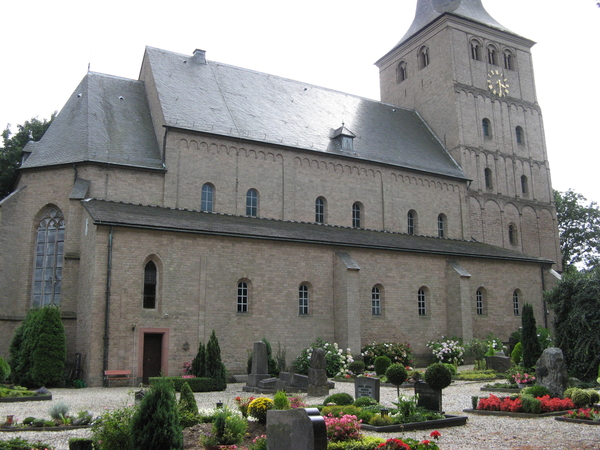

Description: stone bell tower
[375,0,561,267]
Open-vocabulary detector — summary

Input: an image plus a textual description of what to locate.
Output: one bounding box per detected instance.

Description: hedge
[148,377,218,392]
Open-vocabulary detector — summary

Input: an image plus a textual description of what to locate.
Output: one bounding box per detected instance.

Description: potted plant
[512,372,535,388]
[201,407,247,449]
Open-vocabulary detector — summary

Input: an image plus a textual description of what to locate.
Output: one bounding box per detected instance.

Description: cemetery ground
[1,378,599,450]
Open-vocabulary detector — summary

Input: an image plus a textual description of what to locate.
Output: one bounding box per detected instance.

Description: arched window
[418,288,427,316]
[352,202,362,228]
[503,50,514,70]
[299,284,309,315]
[515,126,524,144]
[476,288,485,315]
[143,261,157,309]
[487,45,498,65]
[470,39,482,61]
[407,210,417,235]
[419,46,430,69]
[237,281,249,313]
[508,224,518,245]
[437,214,446,238]
[513,290,521,316]
[371,286,382,316]
[32,207,65,307]
[482,118,492,138]
[201,183,214,212]
[246,189,258,217]
[315,197,326,224]
[396,61,408,83]
[484,168,493,189]
[521,175,529,196]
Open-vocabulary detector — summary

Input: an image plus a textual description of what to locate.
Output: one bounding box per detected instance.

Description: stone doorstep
[360,415,468,432]
[463,408,571,418]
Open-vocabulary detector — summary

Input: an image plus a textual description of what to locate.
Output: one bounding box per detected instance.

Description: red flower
[421,439,431,444]
[430,430,441,439]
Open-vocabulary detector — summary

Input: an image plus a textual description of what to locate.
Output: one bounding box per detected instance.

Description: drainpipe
[102,226,114,386]
[540,265,548,329]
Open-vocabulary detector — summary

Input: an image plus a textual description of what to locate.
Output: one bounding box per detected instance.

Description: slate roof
[82,199,554,265]
[395,0,519,48]
[21,73,163,170]
[143,47,466,180]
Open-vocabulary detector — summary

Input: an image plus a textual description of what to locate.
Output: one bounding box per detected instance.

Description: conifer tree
[206,330,227,391]
[191,342,206,378]
[130,378,183,450]
[521,303,543,370]
[177,382,199,428]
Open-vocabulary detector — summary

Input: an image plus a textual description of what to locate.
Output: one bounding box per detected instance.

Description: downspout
[102,226,114,386]
[540,265,548,328]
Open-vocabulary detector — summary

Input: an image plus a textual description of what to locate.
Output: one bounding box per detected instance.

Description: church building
[0,0,561,386]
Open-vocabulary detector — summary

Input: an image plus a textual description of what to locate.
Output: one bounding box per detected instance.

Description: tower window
[437,214,446,238]
[315,197,326,224]
[470,40,481,61]
[143,261,157,309]
[484,168,493,189]
[246,189,258,217]
[201,183,214,212]
[504,51,514,70]
[419,46,430,69]
[352,202,362,228]
[237,281,249,313]
[32,208,65,307]
[521,175,529,196]
[482,118,492,138]
[487,46,498,66]
[299,284,309,315]
[396,61,407,83]
[515,126,524,144]
[509,224,518,245]
[371,286,381,316]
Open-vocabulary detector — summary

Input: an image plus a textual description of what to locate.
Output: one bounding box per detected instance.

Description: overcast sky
[1,1,599,202]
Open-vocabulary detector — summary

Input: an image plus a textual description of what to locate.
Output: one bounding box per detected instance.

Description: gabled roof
[21,73,163,170]
[82,198,554,265]
[143,47,466,180]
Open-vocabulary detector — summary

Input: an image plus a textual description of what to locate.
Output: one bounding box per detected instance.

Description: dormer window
[332,124,356,152]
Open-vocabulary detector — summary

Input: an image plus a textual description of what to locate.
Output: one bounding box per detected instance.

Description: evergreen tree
[177,382,199,428]
[521,303,543,370]
[206,330,227,391]
[191,342,206,378]
[130,378,183,450]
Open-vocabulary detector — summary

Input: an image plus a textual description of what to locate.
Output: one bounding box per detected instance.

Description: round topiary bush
[570,388,592,408]
[587,389,599,405]
[424,363,452,391]
[374,356,391,376]
[323,392,354,406]
[522,385,551,398]
[353,396,378,408]
[248,397,274,423]
[521,395,542,414]
[511,342,523,366]
[348,360,365,375]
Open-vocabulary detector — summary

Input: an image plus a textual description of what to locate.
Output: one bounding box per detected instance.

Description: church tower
[376,0,561,267]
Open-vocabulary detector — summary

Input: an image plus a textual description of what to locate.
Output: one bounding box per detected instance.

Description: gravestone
[267,408,326,450]
[485,355,512,373]
[307,348,330,396]
[243,341,271,392]
[415,381,442,412]
[535,347,569,398]
[354,376,380,402]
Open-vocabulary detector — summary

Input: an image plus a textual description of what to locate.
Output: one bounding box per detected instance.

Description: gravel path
[1,381,599,450]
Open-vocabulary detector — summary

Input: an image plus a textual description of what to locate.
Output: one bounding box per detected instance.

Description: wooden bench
[104,370,133,387]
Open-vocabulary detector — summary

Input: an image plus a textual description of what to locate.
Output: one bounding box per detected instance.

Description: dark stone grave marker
[415,381,442,412]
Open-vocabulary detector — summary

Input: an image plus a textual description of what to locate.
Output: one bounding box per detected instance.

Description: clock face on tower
[487,69,509,97]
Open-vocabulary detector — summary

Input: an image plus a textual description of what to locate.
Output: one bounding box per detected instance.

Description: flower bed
[465,394,575,417]
[555,408,600,425]
[360,415,467,432]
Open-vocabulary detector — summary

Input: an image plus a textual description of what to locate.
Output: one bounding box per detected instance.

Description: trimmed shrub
[373,356,391,376]
[273,390,290,410]
[361,342,413,368]
[511,342,523,366]
[293,338,354,377]
[348,360,365,375]
[0,437,55,450]
[385,364,408,397]
[424,363,452,391]
[588,389,599,404]
[92,406,135,450]
[353,396,378,407]
[130,378,183,450]
[521,304,543,370]
[566,388,592,408]
[0,356,10,383]
[149,377,218,392]
[248,397,274,423]
[69,438,94,450]
[177,382,200,428]
[321,405,361,418]
[326,436,385,450]
[521,395,542,414]
[323,392,354,406]
[522,385,551,398]
[443,363,457,375]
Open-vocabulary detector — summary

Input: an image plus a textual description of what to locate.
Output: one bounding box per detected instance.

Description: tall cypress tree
[521,303,543,370]
[191,342,206,378]
[206,330,227,391]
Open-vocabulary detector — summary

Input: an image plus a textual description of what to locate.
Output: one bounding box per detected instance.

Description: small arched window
[482,118,492,138]
[299,284,309,315]
[521,175,529,196]
[470,40,482,61]
[484,168,493,189]
[487,45,498,65]
[515,126,524,144]
[201,183,214,212]
[503,50,514,70]
[419,46,430,69]
[352,202,362,228]
[143,261,157,309]
[508,224,518,245]
[32,208,65,307]
[476,288,485,315]
[237,281,249,313]
[513,290,521,315]
[396,61,408,83]
[437,214,446,238]
[371,286,382,316]
[315,197,326,224]
[418,288,427,316]
[407,210,417,235]
[246,189,258,217]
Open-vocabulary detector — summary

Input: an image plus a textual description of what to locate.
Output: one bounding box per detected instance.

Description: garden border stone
[479,387,520,394]
[0,425,92,432]
[360,414,467,432]
[555,417,600,426]
[463,408,569,418]
[0,395,52,403]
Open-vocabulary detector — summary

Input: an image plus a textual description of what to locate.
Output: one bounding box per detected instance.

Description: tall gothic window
[521,175,529,196]
[484,168,493,189]
[407,210,416,235]
[482,118,492,138]
[237,281,249,313]
[246,189,258,217]
[513,290,521,316]
[476,288,484,315]
[315,197,326,224]
[418,288,427,316]
[32,208,65,307]
[437,214,446,238]
[371,286,381,316]
[352,202,362,228]
[201,183,214,212]
[298,284,309,315]
[509,224,518,245]
[515,126,524,144]
[143,261,157,309]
